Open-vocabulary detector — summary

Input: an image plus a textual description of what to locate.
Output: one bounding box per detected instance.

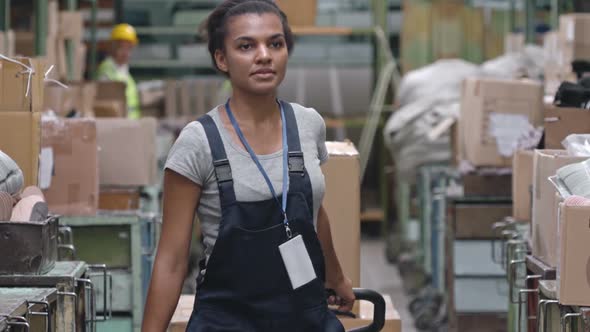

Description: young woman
[142,1,355,331]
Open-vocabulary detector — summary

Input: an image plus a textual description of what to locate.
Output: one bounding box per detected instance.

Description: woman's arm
[316,204,355,312]
[142,169,202,331]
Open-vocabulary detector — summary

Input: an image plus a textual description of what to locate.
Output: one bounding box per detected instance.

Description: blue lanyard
[225,99,292,238]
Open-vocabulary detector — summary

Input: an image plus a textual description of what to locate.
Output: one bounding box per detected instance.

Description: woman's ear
[214,49,229,73]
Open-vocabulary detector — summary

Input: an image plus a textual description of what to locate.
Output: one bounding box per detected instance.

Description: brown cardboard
[0,112,41,187]
[321,141,361,288]
[41,118,98,216]
[557,204,590,306]
[48,1,59,36]
[73,43,87,81]
[99,187,141,211]
[95,81,127,114]
[14,31,35,56]
[544,105,590,149]
[512,150,534,222]
[275,0,317,26]
[462,173,512,197]
[454,204,513,239]
[58,11,84,40]
[0,30,15,57]
[532,150,587,267]
[43,81,97,117]
[168,295,195,332]
[179,80,192,117]
[559,14,590,54]
[96,118,157,186]
[164,80,179,118]
[459,78,543,167]
[0,57,47,112]
[15,32,58,69]
[93,100,126,118]
[339,295,401,332]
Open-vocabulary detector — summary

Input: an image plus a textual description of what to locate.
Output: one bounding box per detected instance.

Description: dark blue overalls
[186,101,345,332]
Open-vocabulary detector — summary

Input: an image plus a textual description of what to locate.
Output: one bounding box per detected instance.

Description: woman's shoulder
[287,102,324,125]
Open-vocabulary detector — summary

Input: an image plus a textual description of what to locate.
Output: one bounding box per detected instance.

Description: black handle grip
[328,288,386,332]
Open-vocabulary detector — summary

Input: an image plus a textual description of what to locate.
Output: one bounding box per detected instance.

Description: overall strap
[197,115,236,207]
[281,101,305,176]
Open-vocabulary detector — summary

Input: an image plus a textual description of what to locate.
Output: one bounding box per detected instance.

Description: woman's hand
[326,274,355,312]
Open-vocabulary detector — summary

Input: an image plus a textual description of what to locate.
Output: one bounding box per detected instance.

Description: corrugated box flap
[326,141,359,157]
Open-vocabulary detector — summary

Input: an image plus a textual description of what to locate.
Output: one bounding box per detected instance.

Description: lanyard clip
[284,224,293,239]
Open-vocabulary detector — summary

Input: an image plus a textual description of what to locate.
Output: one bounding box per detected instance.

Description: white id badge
[279,234,317,289]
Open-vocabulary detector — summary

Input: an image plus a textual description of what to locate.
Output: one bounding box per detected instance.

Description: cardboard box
[99,187,141,211]
[168,295,194,332]
[93,100,126,118]
[168,294,401,332]
[462,173,512,197]
[512,150,534,221]
[544,105,590,149]
[0,57,47,112]
[454,204,513,239]
[74,43,87,81]
[559,14,590,62]
[41,118,98,216]
[276,0,317,27]
[58,11,84,40]
[0,30,15,57]
[557,203,590,306]
[164,80,179,118]
[0,112,41,187]
[96,118,157,186]
[459,78,543,167]
[339,295,401,332]
[95,81,127,116]
[48,0,59,36]
[321,141,361,288]
[14,31,34,56]
[44,81,97,117]
[532,150,587,267]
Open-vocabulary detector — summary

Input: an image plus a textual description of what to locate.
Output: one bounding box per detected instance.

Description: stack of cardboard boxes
[451,76,544,328]
[506,13,590,306]
[544,14,590,96]
[454,77,544,225]
[0,57,47,188]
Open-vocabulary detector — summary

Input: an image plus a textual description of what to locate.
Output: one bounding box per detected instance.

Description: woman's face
[215,13,288,96]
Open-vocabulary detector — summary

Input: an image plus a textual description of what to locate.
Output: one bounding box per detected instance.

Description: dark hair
[205,0,294,72]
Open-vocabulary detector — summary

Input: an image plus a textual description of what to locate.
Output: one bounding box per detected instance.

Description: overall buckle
[213,159,233,183]
[288,152,305,174]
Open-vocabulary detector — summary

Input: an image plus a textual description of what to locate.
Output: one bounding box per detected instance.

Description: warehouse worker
[97,23,141,119]
[142,0,354,331]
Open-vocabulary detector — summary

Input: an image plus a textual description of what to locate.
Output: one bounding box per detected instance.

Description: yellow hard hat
[111,23,138,45]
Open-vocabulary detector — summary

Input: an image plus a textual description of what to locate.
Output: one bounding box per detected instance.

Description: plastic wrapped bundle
[0,150,24,196]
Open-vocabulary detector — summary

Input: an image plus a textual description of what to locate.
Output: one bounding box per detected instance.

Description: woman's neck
[228,89,280,125]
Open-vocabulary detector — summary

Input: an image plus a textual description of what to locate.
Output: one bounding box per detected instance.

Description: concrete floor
[360,237,417,332]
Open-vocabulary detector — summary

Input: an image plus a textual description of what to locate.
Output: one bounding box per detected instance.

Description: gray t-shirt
[165,103,329,258]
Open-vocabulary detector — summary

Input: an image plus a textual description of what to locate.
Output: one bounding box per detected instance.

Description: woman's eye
[271,41,284,48]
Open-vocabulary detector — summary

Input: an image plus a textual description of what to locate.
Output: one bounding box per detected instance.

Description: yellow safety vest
[96,57,141,119]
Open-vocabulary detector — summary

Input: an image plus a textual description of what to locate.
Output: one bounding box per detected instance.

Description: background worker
[97,23,141,119]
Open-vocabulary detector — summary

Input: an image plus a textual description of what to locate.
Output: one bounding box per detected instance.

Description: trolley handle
[329,288,386,332]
